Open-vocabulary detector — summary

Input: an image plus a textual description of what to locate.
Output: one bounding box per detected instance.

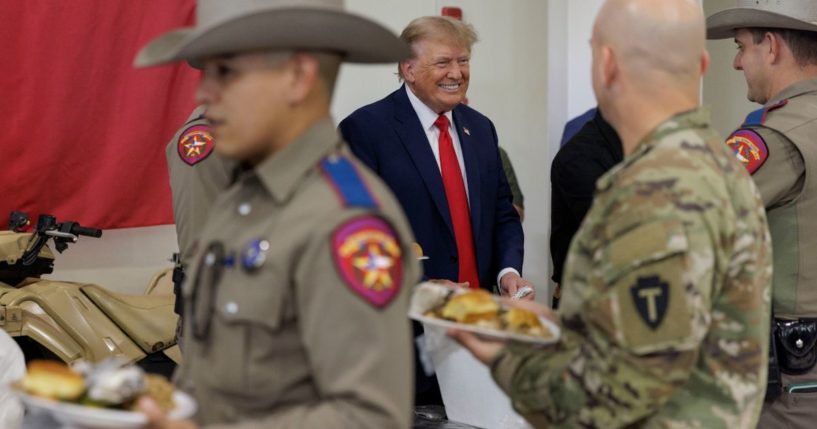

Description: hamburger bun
[21,360,85,401]
[502,308,543,333]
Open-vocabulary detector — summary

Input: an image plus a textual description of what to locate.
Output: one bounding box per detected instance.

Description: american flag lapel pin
[463,127,470,136]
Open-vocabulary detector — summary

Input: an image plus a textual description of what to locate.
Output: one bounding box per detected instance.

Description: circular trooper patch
[332,216,402,309]
[726,129,768,174]
[178,124,214,165]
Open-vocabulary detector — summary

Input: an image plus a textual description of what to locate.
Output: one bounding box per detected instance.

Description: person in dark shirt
[550,109,622,307]
[559,107,597,147]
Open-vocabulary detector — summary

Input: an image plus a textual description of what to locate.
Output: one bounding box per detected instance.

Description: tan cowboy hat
[707,0,817,39]
[135,0,409,67]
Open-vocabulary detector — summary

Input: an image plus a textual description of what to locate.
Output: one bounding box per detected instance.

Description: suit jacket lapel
[453,106,482,240]
[391,87,455,236]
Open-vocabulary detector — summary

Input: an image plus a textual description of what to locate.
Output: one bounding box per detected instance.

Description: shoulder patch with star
[178,124,215,165]
[725,128,768,174]
[332,216,402,309]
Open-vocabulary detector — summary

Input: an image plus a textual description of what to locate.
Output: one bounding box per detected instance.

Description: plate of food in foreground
[14,359,196,429]
[409,282,561,345]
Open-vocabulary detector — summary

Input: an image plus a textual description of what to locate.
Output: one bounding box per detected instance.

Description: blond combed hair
[397,16,479,80]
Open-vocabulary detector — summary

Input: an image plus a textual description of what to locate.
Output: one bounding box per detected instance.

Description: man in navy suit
[339,15,531,405]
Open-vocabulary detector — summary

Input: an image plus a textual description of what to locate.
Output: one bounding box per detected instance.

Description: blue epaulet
[319,155,379,209]
[741,99,789,127]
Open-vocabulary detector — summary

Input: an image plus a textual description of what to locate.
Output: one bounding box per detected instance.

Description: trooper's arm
[747,127,804,208]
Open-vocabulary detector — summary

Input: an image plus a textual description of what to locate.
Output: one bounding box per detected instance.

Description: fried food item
[412,242,424,259]
[441,290,500,324]
[138,373,176,412]
[21,360,85,401]
[503,308,547,336]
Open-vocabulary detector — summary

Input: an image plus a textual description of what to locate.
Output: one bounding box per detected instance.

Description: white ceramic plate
[408,282,561,345]
[16,390,196,429]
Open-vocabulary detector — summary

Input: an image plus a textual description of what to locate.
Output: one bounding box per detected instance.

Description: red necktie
[434,114,480,289]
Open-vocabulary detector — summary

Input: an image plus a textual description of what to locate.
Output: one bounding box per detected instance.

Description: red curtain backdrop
[0,0,199,230]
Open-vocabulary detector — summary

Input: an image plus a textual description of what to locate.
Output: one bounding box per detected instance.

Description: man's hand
[448,329,506,365]
[140,397,199,429]
[499,272,535,300]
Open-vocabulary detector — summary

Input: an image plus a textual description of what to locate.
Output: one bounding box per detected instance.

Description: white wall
[46,225,177,295]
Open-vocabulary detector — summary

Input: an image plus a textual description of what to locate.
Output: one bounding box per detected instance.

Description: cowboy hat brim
[135,7,410,67]
[707,8,817,39]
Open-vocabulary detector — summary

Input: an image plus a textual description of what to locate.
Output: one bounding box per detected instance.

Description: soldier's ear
[766,31,785,66]
[700,50,710,76]
[287,53,320,105]
[601,46,617,89]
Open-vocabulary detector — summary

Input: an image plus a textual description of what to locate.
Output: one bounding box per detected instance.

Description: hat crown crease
[197,0,344,27]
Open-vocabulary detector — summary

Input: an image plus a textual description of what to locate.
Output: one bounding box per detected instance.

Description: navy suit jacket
[339,86,524,289]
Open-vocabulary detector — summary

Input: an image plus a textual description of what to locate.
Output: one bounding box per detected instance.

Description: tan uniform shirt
[165,106,234,263]
[731,79,817,429]
[177,118,420,428]
[727,79,817,317]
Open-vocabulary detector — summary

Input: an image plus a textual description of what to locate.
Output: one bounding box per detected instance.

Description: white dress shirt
[405,85,470,202]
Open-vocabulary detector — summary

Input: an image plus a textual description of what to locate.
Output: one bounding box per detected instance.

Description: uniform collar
[769,78,817,105]
[596,107,711,191]
[252,118,341,203]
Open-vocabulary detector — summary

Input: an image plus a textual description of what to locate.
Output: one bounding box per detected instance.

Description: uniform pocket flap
[214,281,288,330]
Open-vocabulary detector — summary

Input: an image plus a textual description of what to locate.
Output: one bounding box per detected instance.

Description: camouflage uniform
[491,109,772,428]
[499,147,524,210]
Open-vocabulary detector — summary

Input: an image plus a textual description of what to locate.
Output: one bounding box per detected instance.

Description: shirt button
[225,301,239,314]
[238,203,252,216]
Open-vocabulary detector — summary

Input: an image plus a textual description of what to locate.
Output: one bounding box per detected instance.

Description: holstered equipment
[775,319,817,375]
[171,253,185,317]
[766,317,782,402]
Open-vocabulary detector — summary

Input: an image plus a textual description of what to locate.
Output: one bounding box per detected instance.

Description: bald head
[594,0,706,86]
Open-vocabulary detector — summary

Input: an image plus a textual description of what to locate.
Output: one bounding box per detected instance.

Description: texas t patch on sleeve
[726,129,768,174]
[332,216,402,309]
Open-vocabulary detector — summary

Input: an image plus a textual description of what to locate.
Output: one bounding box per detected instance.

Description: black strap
[172,253,185,317]
[767,316,782,402]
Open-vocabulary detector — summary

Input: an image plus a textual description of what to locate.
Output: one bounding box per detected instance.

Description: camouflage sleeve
[491,215,709,427]
[749,127,804,208]
[499,147,524,209]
